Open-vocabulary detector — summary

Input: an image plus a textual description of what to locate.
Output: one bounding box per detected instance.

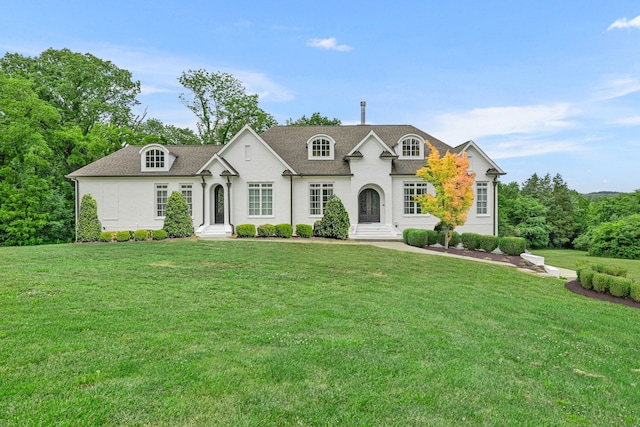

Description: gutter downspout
[72,178,79,242]
[225,176,234,235]
[282,169,294,227]
[492,176,498,236]
[200,175,206,227]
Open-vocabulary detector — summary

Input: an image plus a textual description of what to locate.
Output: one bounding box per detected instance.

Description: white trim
[140,144,172,172]
[346,130,395,157]
[396,134,425,159]
[247,182,275,218]
[306,134,336,160]
[458,140,505,175]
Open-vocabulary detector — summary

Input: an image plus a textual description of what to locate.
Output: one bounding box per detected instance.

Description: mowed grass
[532,248,640,281]
[2,240,640,426]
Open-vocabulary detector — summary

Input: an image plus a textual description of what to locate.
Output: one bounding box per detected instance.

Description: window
[146,149,165,169]
[401,137,422,158]
[248,183,273,216]
[180,184,193,216]
[312,138,331,158]
[404,182,429,215]
[309,183,334,215]
[156,184,168,217]
[476,182,488,215]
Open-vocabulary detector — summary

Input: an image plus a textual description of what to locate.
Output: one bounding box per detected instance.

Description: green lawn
[532,248,640,280]
[2,239,640,426]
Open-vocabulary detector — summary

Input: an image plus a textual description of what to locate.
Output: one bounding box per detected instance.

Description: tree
[134,118,201,145]
[313,195,350,239]
[286,112,341,126]
[76,194,101,242]
[178,70,277,144]
[163,192,194,238]
[414,142,475,248]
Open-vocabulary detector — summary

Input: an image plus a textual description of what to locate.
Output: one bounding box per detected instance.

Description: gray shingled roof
[260,125,451,176]
[67,145,223,177]
[67,125,455,178]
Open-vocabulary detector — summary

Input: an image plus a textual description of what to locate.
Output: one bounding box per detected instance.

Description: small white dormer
[307,134,336,160]
[139,144,175,172]
[397,135,425,159]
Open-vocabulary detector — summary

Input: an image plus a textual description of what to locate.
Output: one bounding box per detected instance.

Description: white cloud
[427,103,578,144]
[486,137,586,160]
[306,37,353,52]
[611,115,640,126]
[232,70,294,102]
[593,76,640,100]
[607,15,640,31]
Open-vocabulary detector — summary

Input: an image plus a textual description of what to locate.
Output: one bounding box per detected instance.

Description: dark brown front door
[359,189,380,223]
[214,185,224,224]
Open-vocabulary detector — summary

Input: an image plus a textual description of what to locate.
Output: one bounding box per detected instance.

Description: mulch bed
[421,246,640,309]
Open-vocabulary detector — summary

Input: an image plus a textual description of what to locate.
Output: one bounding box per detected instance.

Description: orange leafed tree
[414,142,476,248]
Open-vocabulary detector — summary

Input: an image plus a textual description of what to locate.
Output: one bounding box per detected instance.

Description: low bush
[426,230,439,246]
[407,229,429,248]
[296,224,313,238]
[313,220,323,237]
[275,224,293,238]
[461,233,482,250]
[480,235,499,253]
[609,276,632,298]
[152,229,167,240]
[592,273,612,294]
[579,269,595,290]
[134,230,148,241]
[499,237,527,256]
[257,224,276,237]
[591,264,627,277]
[115,231,131,242]
[437,231,461,247]
[99,231,112,242]
[403,228,417,244]
[236,224,256,238]
[631,282,640,302]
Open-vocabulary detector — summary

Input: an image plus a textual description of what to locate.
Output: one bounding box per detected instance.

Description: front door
[359,189,380,223]
[214,185,224,224]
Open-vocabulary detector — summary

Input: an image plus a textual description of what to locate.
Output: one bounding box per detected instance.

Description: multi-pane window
[401,138,421,158]
[249,183,273,216]
[476,182,488,215]
[146,149,165,168]
[309,183,334,215]
[180,184,193,216]
[156,184,168,217]
[311,138,331,158]
[404,182,429,214]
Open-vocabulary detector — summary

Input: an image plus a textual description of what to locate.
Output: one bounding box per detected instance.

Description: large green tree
[286,112,341,126]
[178,69,278,144]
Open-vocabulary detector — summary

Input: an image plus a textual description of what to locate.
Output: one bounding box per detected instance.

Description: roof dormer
[396,135,425,159]
[307,134,336,160]
[139,144,176,172]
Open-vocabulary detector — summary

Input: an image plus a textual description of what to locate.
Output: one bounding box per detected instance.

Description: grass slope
[532,248,640,280]
[2,240,640,426]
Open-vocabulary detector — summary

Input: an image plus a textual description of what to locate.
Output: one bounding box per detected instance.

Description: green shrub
[407,229,429,248]
[592,273,612,294]
[257,224,276,237]
[480,235,499,253]
[236,224,256,238]
[313,220,324,237]
[163,192,194,238]
[499,237,527,256]
[134,229,148,241]
[461,233,482,250]
[77,194,102,242]
[591,264,627,277]
[437,231,460,247]
[276,224,293,238]
[403,228,417,244]
[296,224,313,238]
[609,276,632,298]
[152,229,167,240]
[426,230,439,246]
[314,195,350,239]
[588,214,640,260]
[99,231,112,242]
[115,231,131,242]
[579,269,595,290]
[631,282,640,302]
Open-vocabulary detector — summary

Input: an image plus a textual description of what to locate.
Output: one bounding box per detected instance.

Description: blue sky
[2,1,640,193]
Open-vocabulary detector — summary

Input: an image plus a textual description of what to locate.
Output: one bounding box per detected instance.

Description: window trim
[403,181,430,216]
[248,182,274,217]
[397,135,424,159]
[476,181,489,216]
[180,183,193,218]
[307,135,336,160]
[140,144,172,172]
[155,183,168,218]
[309,183,334,216]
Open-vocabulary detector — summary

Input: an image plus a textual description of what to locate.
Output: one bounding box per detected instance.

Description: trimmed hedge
[592,273,612,294]
[591,264,627,277]
[426,230,439,246]
[609,276,632,298]
[77,194,102,242]
[99,231,113,242]
[257,224,276,237]
[461,233,482,250]
[499,237,527,256]
[236,224,256,238]
[631,282,640,302]
[578,268,595,290]
[403,228,417,244]
[152,229,167,240]
[134,229,148,241]
[407,229,429,248]
[480,235,499,253]
[276,224,293,238]
[437,231,461,247]
[115,231,131,242]
[296,224,313,238]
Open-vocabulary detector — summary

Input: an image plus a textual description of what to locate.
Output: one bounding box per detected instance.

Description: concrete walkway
[361,241,577,281]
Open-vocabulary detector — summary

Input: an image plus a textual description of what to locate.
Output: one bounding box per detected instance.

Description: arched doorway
[214,185,224,224]
[358,188,380,223]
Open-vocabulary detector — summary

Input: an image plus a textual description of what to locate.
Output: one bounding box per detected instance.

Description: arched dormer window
[397,135,424,159]
[140,144,174,172]
[307,135,335,160]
